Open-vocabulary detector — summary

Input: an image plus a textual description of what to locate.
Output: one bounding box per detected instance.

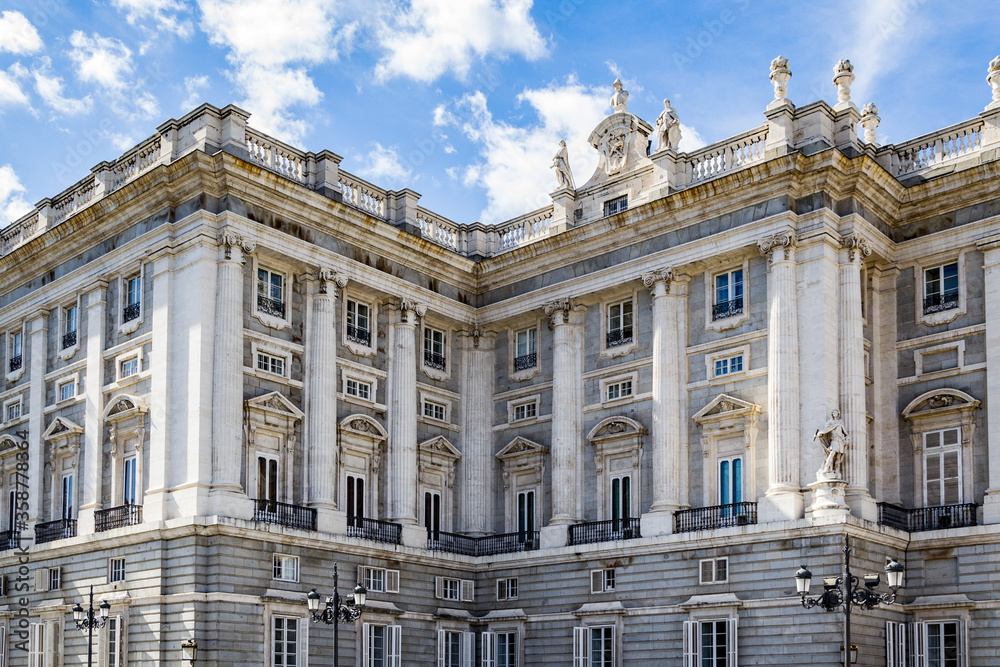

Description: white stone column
[386,300,424,527]
[758,233,804,521]
[306,269,346,532]
[981,240,1000,523]
[25,310,48,529]
[79,281,107,534]
[641,269,685,535]
[145,252,173,523]
[870,266,900,505]
[211,232,254,507]
[840,235,875,519]
[458,326,496,535]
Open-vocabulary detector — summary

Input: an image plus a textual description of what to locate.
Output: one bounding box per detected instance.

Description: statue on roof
[551,140,575,190]
[610,78,629,113]
[655,99,682,151]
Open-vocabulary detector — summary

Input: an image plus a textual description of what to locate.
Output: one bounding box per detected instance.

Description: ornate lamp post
[72,585,111,667]
[795,535,905,664]
[307,564,367,666]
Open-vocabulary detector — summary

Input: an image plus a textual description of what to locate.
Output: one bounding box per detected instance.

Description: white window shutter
[913,621,926,667]
[572,627,588,667]
[44,621,58,667]
[435,577,445,599]
[886,621,897,667]
[461,579,475,602]
[683,621,697,667]
[482,631,496,667]
[462,631,473,667]
[389,625,402,667]
[0,573,6,596]
[299,617,309,667]
[386,569,400,593]
[0,626,5,667]
[438,629,446,667]
[726,617,738,667]
[363,623,371,667]
[590,570,602,594]
[496,580,504,601]
[34,569,47,592]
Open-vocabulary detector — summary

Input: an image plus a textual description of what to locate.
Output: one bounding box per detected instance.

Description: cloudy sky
[0,0,997,227]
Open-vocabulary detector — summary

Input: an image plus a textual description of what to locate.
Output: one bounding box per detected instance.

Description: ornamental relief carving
[757,232,796,262]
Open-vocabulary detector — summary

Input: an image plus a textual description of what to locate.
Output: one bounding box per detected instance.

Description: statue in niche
[814,410,848,479]
[655,99,682,151]
[551,140,575,190]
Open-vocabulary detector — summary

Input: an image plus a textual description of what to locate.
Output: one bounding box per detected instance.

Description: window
[887,620,964,667]
[924,428,962,506]
[496,578,518,601]
[423,400,446,422]
[424,327,446,370]
[346,299,372,347]
[514,327,537,371]
[713,270,744,321]
[58,379,76,402]
[123,274,142,322]
[63,305,78,349]
[4,399,21,423]
[256,352,286,377]
[683,619,738,667]
[361,567,400,594]
[123,456,138,505]
[257,268,285,318]
[483,631,518,667]
[605,379,633,402]
[574,626,615,667]
[120,356,139,379]
[36,567,61,592]
[714,355,743,377]
[603,194,628,216]
[590,569,615,594]
[435,577,474,602]
[610,475,631,526]
[363,623,401,667]
[424,491,441,538]
[346,378,373,401]
[924,262,959,314]
[61,474,74,520]
[28,622,44,667]
[925,621,961,667]
[606,300,633,348]
[257,455,279,504]
[271,616,301,667]
[109,557,126,583]
[438,630,473,667]
[273,554,299,582]
[511,401,536,422]
[700,558,728,585]
[718,456,743,506]
[104,615,123,667]
[346,475,365,527]
[8,330,22,373]
[517,490,535,538]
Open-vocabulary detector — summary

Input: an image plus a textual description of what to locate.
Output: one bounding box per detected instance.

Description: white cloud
[374,0,547,83]
[33,57,93,116]
[67,31,159,119]
[677,123,706,153]
[0,63,30,109]
[110,0,194,41]
[355,143,413,183]
[0,11,43,55]
[838,0,919,103]
[439,77,609,223]
[0,164,32,228]
[182,74,210,110]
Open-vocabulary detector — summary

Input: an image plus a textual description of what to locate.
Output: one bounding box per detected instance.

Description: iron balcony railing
[62,331,77,348]
[256,295,285,318]
[923,289,959,314]
[513,352,537,371]
[95,504,143,532]
[346,324,371,346]
[8,354,22,372]
[877,502,978,532]
[35,518,77,544]
[605,327,633,348]
[346,516,402,545]
[252,499,317,531]
[424,350,446,370]
[673,502,758,533]
[568,518,641,546]
[123,302,141,322]
[712,297,744,321]
[0,529,21,551]
[427,529,541,556]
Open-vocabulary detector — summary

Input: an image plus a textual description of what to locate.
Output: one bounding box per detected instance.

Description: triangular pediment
[246,391,304,420]
[587,416,646,441]
[496,436,548,461]
[903,389,979,419]
[418,436,462,461]
[693,394,760,424]
[43,416,83,440]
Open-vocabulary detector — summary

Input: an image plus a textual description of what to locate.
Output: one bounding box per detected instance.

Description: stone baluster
[458,325,496,535]
[211,233,254,497]
[386,300,425,525]
[833,59,855,111]
[758,233,803,520]
[78,281,107,534]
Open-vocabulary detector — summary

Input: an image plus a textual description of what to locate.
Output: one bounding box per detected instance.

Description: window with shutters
[496,578,518,601]
[886,619,965,667]
[272,554,298,583]
[101,615,123,667]
[28,622,44,667]
[361,567,400,594]
[270,615,306,667]
[435,577,474,602]
[257,454,279,505]
[590,569,615,594]
[573,626,615,667]
[699,558,728,585]
[363,623,401,667]
[482,630,518,667]
[683,617,738,667]
[437,630,473,667]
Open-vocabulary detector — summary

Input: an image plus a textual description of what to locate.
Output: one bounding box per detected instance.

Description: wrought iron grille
[427,530,541,556]
[256,294,286,318]
[513,353,537,371]
[346,324,371,346]
[252,498,316,531]
[62,331,78,349]
[567,518,641,546]
[712,297,744,321]
[346,516,402,545]
[0,529,20,551]
[123,302,141,322]
[877,502,977,532]
[424,350,446,370]
[8,355,21,372]
[35,518,77,544]
[923,289,959,314]
[95,504,143,532]
[605,327,633,348]
[673,502,758,533]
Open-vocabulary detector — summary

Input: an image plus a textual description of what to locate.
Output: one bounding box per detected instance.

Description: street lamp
[795,535,904,665]
[181,640,198,663]
[72,585,111,667]
[307,564,367,666]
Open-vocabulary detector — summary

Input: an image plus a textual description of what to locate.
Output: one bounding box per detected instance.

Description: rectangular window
[8,331,22,373]
[496,578,518,601]
[346,378,372,400]
[511,401,536,422]
[346,299,372,346]
[924,428,962,506]
[424,491,441,538]
[423,400,446,421]
[514,328,537,371]
[109,557,126,583]
[699,558,728,585]
[4,400,20,422]
[364,623,401,667]
[424,327,446,369]
[603,194,628,217]
[61,474,74,520]
[272,616,299,667]
[273,554,299,582]
[48,567,61,591]
[925,620,961,667]
[346,474,365,527]
[28,622,44,667]
[713,270,744,320]
[256,352,286,377]
[718,456,743,506]
[496,631,517,667]
[435,577,474,602]
[606,300,633,348]
[257,268,285,318]
[123,456,137,505]
[123,274,142,322]
[574,626,615,667]
[684,619,737,667]
[924,262,959,314]
[257,455,279,504]
[105,616,122,667]
[120,356,140,379]
[517,490,535,537]
[605,379,633,402]
[590,569,615,594]
[58,379,76,402]
[442,578,460,601]
[610,475,631,528]
[63,305,79,349]
[714,355,744,377]
[362,567,400,594]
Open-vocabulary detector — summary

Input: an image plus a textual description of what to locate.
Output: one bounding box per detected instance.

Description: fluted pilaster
[981,240,1000,523]
[26,311,48,527]
[81,281,107,527]
[386,299,424,524]
[840,235,871,506]
[459,326,496,534]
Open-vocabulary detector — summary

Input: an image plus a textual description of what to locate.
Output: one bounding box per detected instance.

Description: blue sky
[0,0,997,227]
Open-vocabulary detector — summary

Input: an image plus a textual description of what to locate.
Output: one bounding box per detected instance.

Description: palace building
[2,56,1000,666]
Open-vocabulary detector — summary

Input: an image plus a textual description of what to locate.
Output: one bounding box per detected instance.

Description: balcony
[252,499,316,531]
[877,502,977,532]
[513,352,537,371]
[256,294,285,318]
[123,302,141,323]
[346,324,370,346]
[346,516,401,545]
[605,327,633,348]
[62,331,78,348]
[96,504,143,532]
[712,297,744,321]
[8,354,21,373]
[673,502,758,533]
[427,530,541,556]
[923,289,959,314]
[35,518,77,544]
[0,529,20,551]
[424,350,446,370]
[568,518,641,546]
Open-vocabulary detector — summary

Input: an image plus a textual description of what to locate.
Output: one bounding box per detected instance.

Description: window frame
[590,568,616,594]
[119,269,144,335]
[5,325,25,382]
[496,578,518,601]
[115,349,142,384]
[914,250,967,327]
[59,298,81,359]
[252,258,293,330]
[923,427,963,507]
[108,557,126,583]
[507,396,540,425]
[603,194,628,217]
[704,259,751,332]
[699,557,729,585]
[600,292,638,358]
[268,613,308,667]
[362,622,401,667]
[509,320,543,381]
[601,373,638,406]
[712,268,745,322]
[422,324,450,379]
[255,351,287,378]
[57,377,77,403]
[344,296,377,356]
[272,553,299,583]
[3,397,22,424]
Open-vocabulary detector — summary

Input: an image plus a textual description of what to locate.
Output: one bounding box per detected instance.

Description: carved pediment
[903,389,980,420]
[582,112,653,187]
[418,436,462,461]
[103,394,147,422]
[496,436,548,461]
[0,435,21,455]
[339,414,387,440]
[43,416,83,441]
[587,416,646,442]
[246,391,305,420]
[693,394,761,425]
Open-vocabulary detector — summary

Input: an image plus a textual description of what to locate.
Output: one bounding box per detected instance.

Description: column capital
[388,298,426,324]
[758,231,796,263]
[641,268,674,296]
[544,299,584,326]
[317,268,347,295]
[218,231,255,261]
[841,234,873,262]
[458,324,497,348]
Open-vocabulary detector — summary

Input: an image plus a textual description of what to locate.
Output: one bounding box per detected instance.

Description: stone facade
[2,58,1000,666]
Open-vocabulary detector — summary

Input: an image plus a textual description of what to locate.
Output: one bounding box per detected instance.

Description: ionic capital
[641,268,674,296]
[544,299,573,326]
[388,299,426,324]
[218,231,255,261]
[841,234,873,263]
[758,231,796,263]
[317,268,348,295]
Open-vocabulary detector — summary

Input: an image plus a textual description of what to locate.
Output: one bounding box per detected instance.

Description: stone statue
[655,99,681,151]
[814,410,848,478]
[551,140,574,190]
[610,78,629,113]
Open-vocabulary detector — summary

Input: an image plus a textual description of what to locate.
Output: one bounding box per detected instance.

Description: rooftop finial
[987,56,1000,111]
[832,59,855,111]
[610,78,629,113]
[768,55,792,109]
[860,103,880,145]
